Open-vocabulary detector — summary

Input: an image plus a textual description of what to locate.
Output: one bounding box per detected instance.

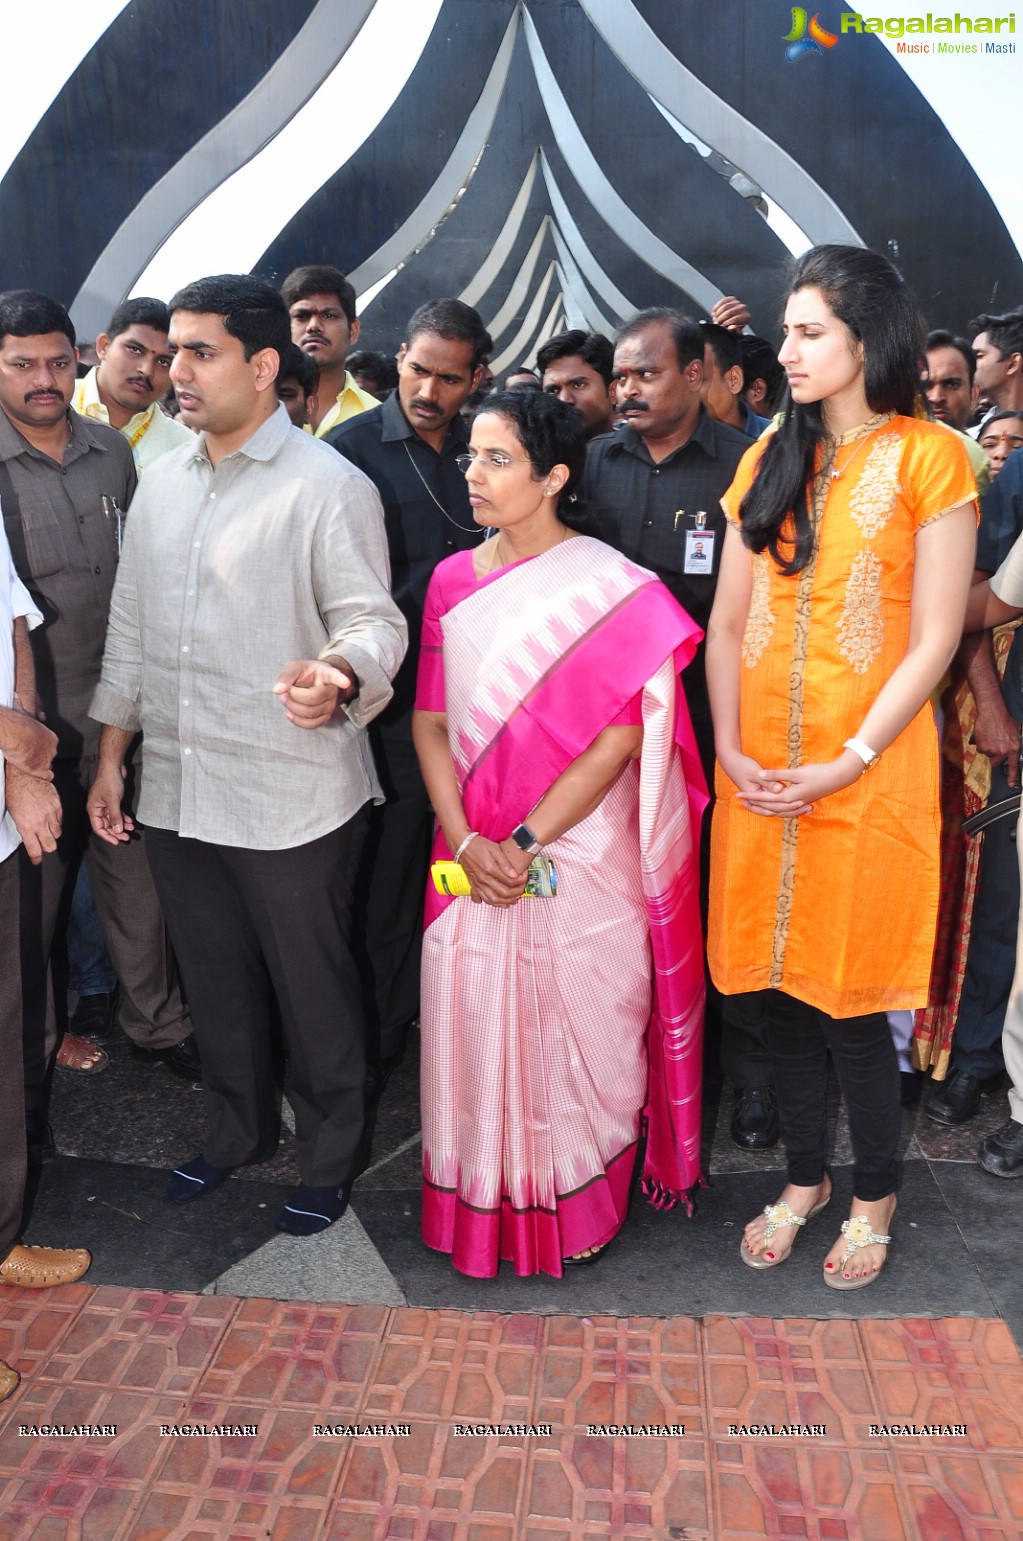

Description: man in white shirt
[88,275,406,1236]
[0,523,90,1404]
[970,310,1023,434]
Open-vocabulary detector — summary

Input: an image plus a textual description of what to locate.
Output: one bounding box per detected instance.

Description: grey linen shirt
[0,407,136,759]
[90,405,407,850]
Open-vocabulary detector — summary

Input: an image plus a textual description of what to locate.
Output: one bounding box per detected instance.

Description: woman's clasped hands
[719,749,865,818]
[459,835,532,906]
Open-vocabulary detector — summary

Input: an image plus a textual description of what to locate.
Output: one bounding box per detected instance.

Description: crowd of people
[2,245,1023,1399]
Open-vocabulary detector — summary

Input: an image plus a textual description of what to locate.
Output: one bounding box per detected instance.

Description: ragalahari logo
[784,7,840,59]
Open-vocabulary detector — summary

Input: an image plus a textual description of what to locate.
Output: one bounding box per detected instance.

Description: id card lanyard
[682,509,715,575]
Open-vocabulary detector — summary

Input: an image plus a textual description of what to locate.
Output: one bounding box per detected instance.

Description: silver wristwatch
[510,822,542,855]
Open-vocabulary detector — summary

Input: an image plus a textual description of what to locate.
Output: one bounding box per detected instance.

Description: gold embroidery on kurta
[742,554,775,668]
[769,444,834,988]
[847,432,903,539]
[837,551,885,674]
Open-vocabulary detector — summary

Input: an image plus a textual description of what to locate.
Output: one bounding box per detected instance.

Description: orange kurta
[708,414,978,1018]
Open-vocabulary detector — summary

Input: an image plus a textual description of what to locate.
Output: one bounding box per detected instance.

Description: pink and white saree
[416,537,706,1277]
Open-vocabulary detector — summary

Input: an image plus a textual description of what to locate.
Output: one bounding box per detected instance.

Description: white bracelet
[453,831,479,864]
[843,737,880,771]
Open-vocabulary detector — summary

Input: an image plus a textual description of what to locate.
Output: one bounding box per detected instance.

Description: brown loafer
[0,1244,91,1288]
[0,1360,19,1402]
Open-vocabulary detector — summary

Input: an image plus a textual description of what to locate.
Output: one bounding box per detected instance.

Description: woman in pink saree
[412,392,707,1278]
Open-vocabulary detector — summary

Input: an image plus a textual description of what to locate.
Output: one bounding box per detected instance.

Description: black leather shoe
[70,989,119,1043]
[977,1118,1023,1177]
[132,1032,202,1082]
[730,1085,780,1149]
[924,1068,1004,1126]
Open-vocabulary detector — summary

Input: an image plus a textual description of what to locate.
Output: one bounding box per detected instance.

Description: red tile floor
[1,1287,1022,1540]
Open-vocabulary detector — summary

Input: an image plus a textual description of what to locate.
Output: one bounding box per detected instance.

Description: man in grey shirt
[88,275,406,1235]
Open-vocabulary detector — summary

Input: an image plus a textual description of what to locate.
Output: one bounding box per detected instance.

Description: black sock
[276,1183,349,1236]
[166,1155,232,1203]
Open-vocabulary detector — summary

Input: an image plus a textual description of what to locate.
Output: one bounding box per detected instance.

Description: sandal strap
[838,1215,892,1253]
[761,1201,808,1241]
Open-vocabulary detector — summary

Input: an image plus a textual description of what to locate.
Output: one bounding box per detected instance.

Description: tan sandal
[0,1244,92,1289]
[824,1214,892,1291]
[741,1193,831,1270]
[55,1032,109,1074]
[0,1360,19,1402]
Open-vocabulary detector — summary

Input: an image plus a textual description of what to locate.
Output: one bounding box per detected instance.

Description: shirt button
[94,565,101,574]
[182,645,189,653]
[78,515,84,524]
[193,541,201,548]
[643,520,653,527]
[652,468,660,475]
[446,540,454,548]
[187,589,195,597]
[183,747,192,755]
[182,699,189,707]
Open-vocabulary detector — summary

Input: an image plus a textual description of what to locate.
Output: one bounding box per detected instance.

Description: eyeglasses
[454,452,531,473]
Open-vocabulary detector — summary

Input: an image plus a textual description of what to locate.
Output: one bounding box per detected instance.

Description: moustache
[621,400,648,413]
[411,399,442,415]
[25,388,65,403]
[128,375,153,390]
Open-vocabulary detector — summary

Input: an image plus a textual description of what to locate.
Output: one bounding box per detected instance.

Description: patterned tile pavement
[2,1289,1022,1540]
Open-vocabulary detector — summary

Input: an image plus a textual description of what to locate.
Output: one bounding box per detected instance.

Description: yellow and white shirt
[311,372,379,438]
[73,368,193,473]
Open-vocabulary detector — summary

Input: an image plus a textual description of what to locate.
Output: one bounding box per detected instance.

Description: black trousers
[353,724,433,1065]
[146,813,368,1187]
[763,989,901,1200]
[0,851,26,1262]
[19,750,189,1149]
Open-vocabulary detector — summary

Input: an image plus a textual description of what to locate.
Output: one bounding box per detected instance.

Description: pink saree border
[422,1143,639,1279]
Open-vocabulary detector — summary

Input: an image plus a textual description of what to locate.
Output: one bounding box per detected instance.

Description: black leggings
[763,990,900,1201]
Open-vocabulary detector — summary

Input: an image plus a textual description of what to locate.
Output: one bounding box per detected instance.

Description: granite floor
[0,1021,1020,1537]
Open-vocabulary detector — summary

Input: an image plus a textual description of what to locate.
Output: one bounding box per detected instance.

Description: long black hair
[741,245,924,574]
[476,389,601,534]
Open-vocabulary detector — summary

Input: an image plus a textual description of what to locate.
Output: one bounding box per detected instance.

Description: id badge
[684,528,715,575]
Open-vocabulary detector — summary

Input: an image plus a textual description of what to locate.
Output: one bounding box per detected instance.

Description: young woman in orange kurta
[706,246,977,1289]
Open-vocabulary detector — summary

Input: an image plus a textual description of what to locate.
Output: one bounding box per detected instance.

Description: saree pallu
[419,537,706,1278]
